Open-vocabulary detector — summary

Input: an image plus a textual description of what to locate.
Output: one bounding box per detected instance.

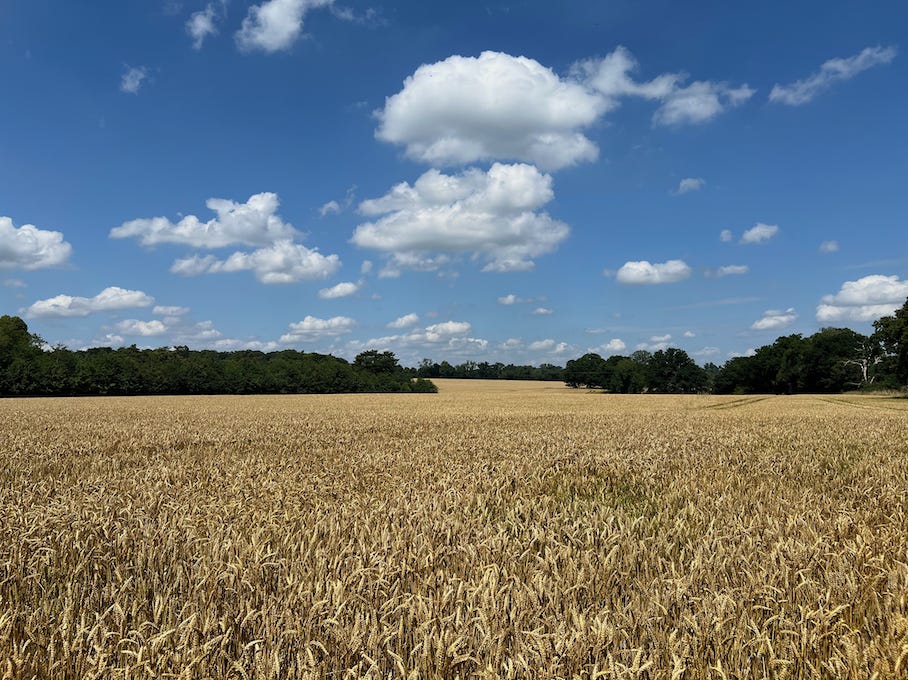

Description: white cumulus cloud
[652,81,754,126]
[111,192,298,248]
[819,240,839,254]
[387,313,419,329]
[752,308,797,330]
[0,216,72,270]
[280,315,356,343]
[531,307,553,315]
[376,51,605,171]
[318,281,360,299]
[377,48,753,171]
[236,0,334,53]
[616,259,691,285]
[770,45,897,106]
[424,321,471,340]
[717,265,749,277]
[170,240,340,284]
[740,223,779,245]
[597,338,626,353]
[720,229,733,243]
[115,319,168,336]
[674,177,705,195]
[152,305,190,316]
[26,287,154,318]
[576,46,753,126]
[187,4,219,50]
[816,275,908,323]
[528,339,556,351]
[120,65,148,94]
[352,163,569,274]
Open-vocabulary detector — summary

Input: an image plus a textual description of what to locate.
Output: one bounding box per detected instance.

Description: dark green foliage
[415,359,564,381]
[713,302,908,394]
[564,349,706,393]
[645,348,709,394]
[0,317,436,396]
[872,297,908,387]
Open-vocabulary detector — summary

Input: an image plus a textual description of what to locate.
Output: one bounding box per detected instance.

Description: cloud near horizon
[25,287,154,318]
[816,274,908,323]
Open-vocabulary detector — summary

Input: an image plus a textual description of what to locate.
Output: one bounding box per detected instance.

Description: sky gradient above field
[2,0,906,365]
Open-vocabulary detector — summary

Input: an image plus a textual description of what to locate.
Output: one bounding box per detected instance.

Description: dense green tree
[645,348,708,393]
[0,316,436,397]
[563,353,606,389]
[873,297,908,387]
[354,350,400,375]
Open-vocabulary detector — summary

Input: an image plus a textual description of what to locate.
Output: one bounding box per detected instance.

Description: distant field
[2,383,907,678]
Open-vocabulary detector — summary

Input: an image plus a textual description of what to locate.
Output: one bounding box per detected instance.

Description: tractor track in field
[702,396,774,411]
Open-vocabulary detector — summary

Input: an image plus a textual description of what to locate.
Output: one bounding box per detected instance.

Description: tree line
[414,359,564,381]
[563,297,908,394]
[2,296,906,396]
[0,317,436,397]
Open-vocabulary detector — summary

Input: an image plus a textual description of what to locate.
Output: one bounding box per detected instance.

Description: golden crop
[1,381,907,679]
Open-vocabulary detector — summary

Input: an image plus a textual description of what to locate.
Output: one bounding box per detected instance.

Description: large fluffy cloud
[26,287,154,318]
[770,46,897,106]
[376,48,753,170]
[376,51,605,171]
[235,0,333,53]
[170,240,340,284]
[111,193,298,248]
[816,275,908,323]
[615,259,691,285]
[0,216,72,270]
[352,163,569,273]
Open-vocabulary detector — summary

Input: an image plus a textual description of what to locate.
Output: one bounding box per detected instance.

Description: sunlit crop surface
[2,381,907,678]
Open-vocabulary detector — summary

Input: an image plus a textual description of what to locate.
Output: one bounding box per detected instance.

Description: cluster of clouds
[183,0,372,54]
[376,48,754,172]
[720,223,780,245]
[111,192,342,284]
[10,30,903,363]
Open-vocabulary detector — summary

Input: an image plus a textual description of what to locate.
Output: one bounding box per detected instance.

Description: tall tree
[873,297,908,387]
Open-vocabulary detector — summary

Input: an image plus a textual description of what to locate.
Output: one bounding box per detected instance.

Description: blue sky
[2,1,906,366]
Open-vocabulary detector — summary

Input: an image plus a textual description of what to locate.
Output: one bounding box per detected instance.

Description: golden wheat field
[2,381,908,679]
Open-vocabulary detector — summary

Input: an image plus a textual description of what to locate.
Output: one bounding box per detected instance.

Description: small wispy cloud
[673,177,705,195]
[770,45,897,106]
[120,65,149,94]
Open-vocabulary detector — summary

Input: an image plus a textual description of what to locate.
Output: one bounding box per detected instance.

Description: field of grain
[2,381,907,679]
